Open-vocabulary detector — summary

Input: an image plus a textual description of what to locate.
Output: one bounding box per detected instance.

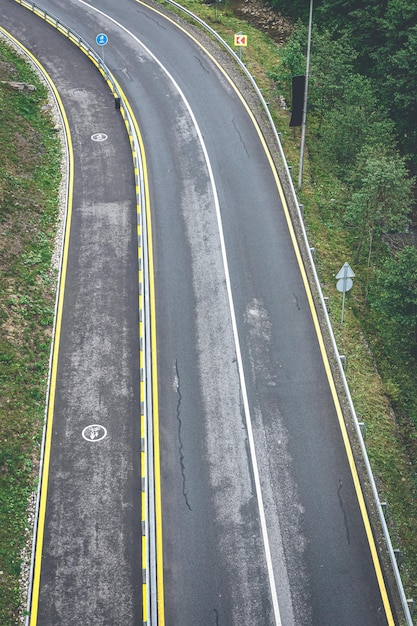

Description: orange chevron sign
[234,34,248,46]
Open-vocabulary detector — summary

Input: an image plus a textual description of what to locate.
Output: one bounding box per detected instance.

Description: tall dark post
[298,0,313,190]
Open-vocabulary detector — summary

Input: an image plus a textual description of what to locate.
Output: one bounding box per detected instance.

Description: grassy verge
[0,39,61,624]
[160,0,417,606]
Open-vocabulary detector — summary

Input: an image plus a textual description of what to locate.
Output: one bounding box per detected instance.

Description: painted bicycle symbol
[82,424,107,442]
[91,133,108,142]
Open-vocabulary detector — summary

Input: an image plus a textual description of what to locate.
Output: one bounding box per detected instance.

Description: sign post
[336,262,355,323]
[234,32,247,61]
[96,33,108,64]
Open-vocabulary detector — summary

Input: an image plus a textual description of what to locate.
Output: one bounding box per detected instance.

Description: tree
[318,73,394,176]
[308,29,358,116]
[374,246,417,348]
[316,0,387,67]
[344,147,413,270]
[374,20,417,161]
[269,22,306,102]
[269,0,309,20]
[274,21,395,176]
[267,0,417,163]
[316,0,417,163]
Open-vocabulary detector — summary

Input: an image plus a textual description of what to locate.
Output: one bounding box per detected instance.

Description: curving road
[2,0,397,624]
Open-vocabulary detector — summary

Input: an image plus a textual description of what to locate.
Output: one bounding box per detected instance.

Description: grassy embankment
[0,39,61,624]
[161,0,417,605]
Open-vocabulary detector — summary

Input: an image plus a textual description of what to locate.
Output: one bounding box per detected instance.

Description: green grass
[160,0,417,608]
[0,40,61,624]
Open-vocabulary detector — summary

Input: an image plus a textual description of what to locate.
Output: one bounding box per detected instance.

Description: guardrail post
[394,549,402,566]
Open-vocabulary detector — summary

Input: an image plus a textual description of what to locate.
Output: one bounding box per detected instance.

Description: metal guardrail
[11,1,155,623]
[160,1,414,623]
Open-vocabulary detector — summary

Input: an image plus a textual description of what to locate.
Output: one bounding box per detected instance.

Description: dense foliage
[374,246,417,348]
[271,3,416,354]
[272,0,417,162]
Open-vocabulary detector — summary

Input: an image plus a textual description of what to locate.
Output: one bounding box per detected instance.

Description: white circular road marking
[82,424,108,442]
[91,132,108,142]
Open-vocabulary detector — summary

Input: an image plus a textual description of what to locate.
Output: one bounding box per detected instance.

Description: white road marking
[91,132,108,141]
[82,424,107,441]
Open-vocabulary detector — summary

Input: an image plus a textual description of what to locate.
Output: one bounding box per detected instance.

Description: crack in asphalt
[195,55,210,74]
[337,478,351,545]
[137,9,166,29]
[293,292,301,310]
[175,360,192,511]
[232,118,250,158]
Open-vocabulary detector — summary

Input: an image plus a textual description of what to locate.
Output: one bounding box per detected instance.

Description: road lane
[1,2,142,623]
[4,0,397,624]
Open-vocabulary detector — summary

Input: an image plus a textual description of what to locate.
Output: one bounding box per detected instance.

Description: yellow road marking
[0,26,75,626]
[134,2,395,622]
[116,91,166,626]
[110,81,164,625]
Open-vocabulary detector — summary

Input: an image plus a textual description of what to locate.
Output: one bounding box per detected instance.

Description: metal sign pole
[341,266,347,323]
[336,262,355,324]
[96,33,108,66]
[298,0,313,190]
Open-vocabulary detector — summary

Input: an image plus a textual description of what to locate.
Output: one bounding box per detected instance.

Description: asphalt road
[2,0,397,624]
[2,2,142,624]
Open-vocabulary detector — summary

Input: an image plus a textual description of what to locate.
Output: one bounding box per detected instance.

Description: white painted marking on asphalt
[73,87,87,97]
[82,424,107,441]
[91,133,108,142]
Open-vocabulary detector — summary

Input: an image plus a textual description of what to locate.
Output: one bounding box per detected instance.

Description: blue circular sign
[96,33,108,46]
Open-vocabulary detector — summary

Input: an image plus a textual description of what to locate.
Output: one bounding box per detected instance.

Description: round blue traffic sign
[96,33,108,46]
